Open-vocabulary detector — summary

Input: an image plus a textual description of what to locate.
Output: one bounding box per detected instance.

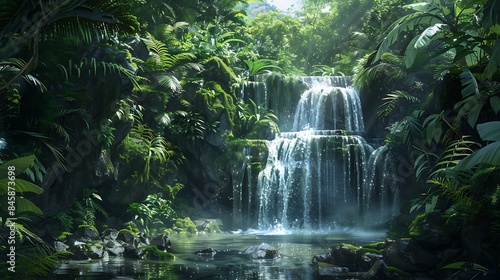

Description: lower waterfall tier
[257,131,373,230]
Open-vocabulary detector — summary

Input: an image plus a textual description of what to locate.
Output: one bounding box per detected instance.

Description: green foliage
[54,189,108,231]
[441,261,489,278]
[244,59,282,76]
[385,110,425,151]
[234,98,279,139]
[456,122,500,170]
[0,156,43,224]
[127,192,180,235]
[173,217,197,234]
[378,91,420,120]
[370,0,500,78]
[0,244,69,280]
[140,245,176,260]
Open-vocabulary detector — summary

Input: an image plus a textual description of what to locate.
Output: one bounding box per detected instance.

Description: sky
[269,0,303,11]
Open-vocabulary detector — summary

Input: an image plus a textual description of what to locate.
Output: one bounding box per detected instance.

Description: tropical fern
[14,244,69,280]
[130,124,182,183]
[378,90,420,120]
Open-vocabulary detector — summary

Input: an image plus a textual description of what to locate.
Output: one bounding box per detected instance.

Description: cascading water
[256,77,368,230]
[362,145,401,225]
[233,75,400,230]
[252,76,398,231]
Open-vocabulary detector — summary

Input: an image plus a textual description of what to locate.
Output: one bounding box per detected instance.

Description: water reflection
[52,231,384,279]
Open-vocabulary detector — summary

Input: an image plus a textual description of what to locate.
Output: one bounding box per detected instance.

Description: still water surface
[52,230,385,280]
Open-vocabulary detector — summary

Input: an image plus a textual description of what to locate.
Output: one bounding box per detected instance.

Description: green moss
[77,224,99,234]
[316,262,337,268]
[141,245,176,260]
[340,243,361,251]
[173,217,198,234]
[363,242,385,249]
[409,213,427,237]
[119,221,140,237]
[55,231,73,242]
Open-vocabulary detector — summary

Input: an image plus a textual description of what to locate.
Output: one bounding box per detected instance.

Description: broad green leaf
[0,155,36,178]
[442,261,466,269]
[415,23,446,48]
[0,178,43,195]
[491,96,500,114]
[455,142,500,169]
[12,196,43,215]
[484,38,500,78]
[459,69,479,97]
[477,121,500,141]
[405,3,432,12]
[375,13,442,63]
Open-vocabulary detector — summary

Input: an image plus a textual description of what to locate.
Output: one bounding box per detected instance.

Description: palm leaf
[405,23,447,68]
[374,12,444,63]
[156,73,181,92]
[459,69,479,97]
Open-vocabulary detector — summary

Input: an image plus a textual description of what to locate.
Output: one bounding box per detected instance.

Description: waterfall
[253,76,397,230]
[362,145,401,225]
[257,131,373,230]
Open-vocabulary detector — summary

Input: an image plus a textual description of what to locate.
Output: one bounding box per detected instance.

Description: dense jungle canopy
[0,0,499,279]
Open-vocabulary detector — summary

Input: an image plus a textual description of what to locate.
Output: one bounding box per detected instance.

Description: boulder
[242,243,281,260]
[311,253,334,265]
[411,212,456,249]
[330,244,359,270]
[362,260,387,280]
[382,239,440,272]
[54,241,69,252]
[74,226,100,242]
[102,228,119,240]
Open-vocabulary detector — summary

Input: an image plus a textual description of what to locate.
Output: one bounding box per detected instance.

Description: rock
[117,231,135,243]
[149,234,172,252]
[359,252,384,271]
[193,219,223,233]
[196,248,217,256]
[74,226,100,242]
[102,228,119,240]
[107,244,125,257]
[311,253,333,265]
[243,243,281,259]
[362,260,387,280]
[54,241,69,252]
[411,212,455,249]
[173,217,198,234]
[316,266,350,277]
[382,239,440,272]
[330,244,359,270]
[89,244,104,259]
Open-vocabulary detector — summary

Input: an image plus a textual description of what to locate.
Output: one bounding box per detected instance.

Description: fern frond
[378,90,420,119]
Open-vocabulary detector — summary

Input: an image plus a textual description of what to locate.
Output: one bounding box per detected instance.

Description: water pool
[51,230,385,279]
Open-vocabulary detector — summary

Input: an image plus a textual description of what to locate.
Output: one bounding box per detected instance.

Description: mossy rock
[140,245,176,260]
[173,217,198,234]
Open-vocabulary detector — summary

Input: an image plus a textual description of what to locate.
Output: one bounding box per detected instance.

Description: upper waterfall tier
[293,86,364,132]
